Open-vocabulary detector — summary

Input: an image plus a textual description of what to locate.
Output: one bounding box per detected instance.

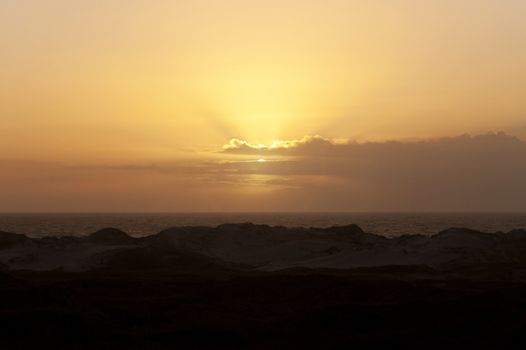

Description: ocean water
[1,213,525,238]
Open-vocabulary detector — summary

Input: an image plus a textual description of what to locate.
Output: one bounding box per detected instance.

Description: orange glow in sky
[1,1,526,212]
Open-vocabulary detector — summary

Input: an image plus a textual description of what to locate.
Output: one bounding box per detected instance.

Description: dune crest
[1,223,526,276]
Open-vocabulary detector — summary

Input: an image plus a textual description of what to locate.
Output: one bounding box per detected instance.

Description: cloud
[216,132,526,211]
[2,132,525,212]
[222,135,337,155]
[222,132,524,157]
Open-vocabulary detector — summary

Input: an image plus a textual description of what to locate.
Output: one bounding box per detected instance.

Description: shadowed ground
[1,224,526,349]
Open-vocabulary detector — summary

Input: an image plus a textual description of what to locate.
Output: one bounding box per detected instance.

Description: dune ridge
[2,224,526,348]
[1,223,526,276]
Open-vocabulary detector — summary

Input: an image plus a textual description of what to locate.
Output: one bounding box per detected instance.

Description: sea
[1,212,526,238]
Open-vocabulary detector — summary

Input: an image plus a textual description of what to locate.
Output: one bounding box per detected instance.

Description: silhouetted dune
[0,230,31,249]
[2,224,526,348]
[84,227,136,245]
[507,229,526,240]
[2,223,526,276]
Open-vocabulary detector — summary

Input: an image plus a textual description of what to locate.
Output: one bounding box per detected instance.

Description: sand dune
[1,224,526,275]
[2,224,526,348]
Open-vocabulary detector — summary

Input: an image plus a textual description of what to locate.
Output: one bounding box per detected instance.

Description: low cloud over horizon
[222,131,524,155]
[1,132,525,212]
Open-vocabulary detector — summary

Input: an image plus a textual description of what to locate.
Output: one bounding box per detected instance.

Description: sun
[257,158,266,163]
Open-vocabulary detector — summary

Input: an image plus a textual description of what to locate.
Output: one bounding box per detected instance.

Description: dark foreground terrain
[2,269,526,349]
[2,224,526,348]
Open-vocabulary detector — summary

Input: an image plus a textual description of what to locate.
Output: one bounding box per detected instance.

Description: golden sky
[1,1,526,212]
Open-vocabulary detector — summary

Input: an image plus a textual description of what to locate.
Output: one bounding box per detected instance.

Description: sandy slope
[1,224,526,272]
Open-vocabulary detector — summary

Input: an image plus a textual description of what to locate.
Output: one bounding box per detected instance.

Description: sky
[1,0,526,212]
